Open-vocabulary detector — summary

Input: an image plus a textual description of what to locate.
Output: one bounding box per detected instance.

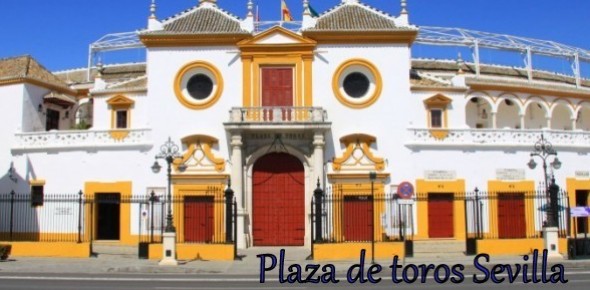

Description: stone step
[92,244,138,256]
[412,240,465,254]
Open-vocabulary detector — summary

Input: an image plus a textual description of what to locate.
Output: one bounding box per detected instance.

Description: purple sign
[570,207,590,218]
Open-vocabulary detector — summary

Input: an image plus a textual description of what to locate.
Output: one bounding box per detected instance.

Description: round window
[332,59,382,109]
[343,72,370,98]
[187,74,213,100]
[174,61,224,110]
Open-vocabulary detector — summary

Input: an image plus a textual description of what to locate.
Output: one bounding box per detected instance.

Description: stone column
[491,112,497,129]
[230,133,246,249]
[571,117,577,131]
[313,131,325,187]
[546,117,552,129]
[519,114,525,129]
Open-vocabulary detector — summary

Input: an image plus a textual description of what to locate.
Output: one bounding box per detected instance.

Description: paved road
[0,271,588,290]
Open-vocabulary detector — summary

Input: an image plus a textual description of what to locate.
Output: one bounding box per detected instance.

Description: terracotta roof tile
[144,6,249,35]
[0,55,71,91]
[305,3,411,32]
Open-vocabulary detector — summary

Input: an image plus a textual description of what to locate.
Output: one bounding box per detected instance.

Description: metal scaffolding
[87,26,590,85]
[415,26,590,87]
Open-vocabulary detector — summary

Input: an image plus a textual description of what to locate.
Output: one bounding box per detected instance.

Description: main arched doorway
[252,153,305,246]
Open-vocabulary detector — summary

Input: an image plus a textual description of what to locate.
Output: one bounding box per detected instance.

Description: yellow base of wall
[148,244,234,261]
[314,242,404,261]
[477,238,567,255]
[4,242,91,258]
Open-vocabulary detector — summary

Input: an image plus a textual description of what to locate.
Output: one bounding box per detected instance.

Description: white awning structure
[88,26,590,85]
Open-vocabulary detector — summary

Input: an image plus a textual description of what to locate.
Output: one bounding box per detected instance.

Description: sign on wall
[496,169,525,181]
[424,170,456,180]
[575,171,590,179]
[570,207,590,218]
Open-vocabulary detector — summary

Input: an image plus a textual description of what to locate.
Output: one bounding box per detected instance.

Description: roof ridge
[161,4,242,26]
[317,1,395,22]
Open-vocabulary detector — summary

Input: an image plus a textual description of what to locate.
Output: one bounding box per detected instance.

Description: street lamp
[369,171,377,265]
[151,137,187,265]
[527,134,563,258]
[527,134,561,227]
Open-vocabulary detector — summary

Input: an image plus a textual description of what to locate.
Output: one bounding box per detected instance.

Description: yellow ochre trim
[84,181,134,246]
[148,243,234,261]
[175,142,226,173]
[313,242,405,261]
[172,183,227,244]
[424,94,452,139]
[239,27,316,109]
[328,182,387,243]
[107,95,133,140]
[477,238,567,256]
[174,61,224,110]
[415,179,466,240]
[332,58,382,109]
[333,134,385,172]
[7,242,91,258]
[487,180,535,239]
[566,178,590,235]
[303,30,418,44]
[29,179,46,186]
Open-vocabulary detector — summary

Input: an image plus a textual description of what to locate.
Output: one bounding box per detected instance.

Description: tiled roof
[305,2,410,32]
[412,59,590,89]
[43,92,76,107]
[144,6,249,35]
[54,63,147,85]
[0,55,71,91]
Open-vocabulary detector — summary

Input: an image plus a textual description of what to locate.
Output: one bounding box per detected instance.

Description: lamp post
[527,134,561,227]
[527,134,562,258]
[151,137,187,266]
[369,171,377,265]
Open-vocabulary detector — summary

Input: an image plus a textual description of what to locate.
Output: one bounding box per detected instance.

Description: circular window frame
[332,58,382,109]
[174,61,224,110]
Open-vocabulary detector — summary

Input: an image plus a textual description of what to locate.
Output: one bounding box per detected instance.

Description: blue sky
[1,0,589,75]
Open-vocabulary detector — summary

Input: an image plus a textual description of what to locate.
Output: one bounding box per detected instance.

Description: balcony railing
[12,129,152,152]
[228,107,328,124]
[407,128,590,149]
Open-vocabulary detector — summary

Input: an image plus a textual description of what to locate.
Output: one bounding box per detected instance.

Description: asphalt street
[0,271,588,290]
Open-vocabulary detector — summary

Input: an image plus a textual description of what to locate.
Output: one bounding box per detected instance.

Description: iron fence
[312,188,412,243]
[0,188,237,247]
[312,188,570,244]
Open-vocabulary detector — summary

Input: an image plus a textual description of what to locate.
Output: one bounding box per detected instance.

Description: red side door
[343,195,373,242]
[498,193,526,239]
[428,193,454,238]
[184,196,214,243]
[261,67,294,121]
[252,153,304,246]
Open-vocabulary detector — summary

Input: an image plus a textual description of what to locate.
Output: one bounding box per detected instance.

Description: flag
[308,4,319,17]
[281,0,293,22]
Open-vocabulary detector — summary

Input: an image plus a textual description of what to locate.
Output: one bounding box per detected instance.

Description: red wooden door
[253,153,304,246]
[343,196,373,242]
[184,196,214,243]
[261,68,293,121]
[428,193,454,238]
[498,193,526,239]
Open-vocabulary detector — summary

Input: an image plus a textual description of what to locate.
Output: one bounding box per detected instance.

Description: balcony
[406,128,590,150]
[225,107,331,131]
[12,129,152,153]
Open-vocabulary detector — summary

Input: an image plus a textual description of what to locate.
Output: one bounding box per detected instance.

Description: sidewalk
[1,251,589,276]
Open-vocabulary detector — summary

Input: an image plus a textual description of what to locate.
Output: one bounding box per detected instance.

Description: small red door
[261,67,293,121]
[498,193,526,239]
[343,196,373,242]
[428,193,454,238]
[184,196,214,243]
[253,153,304,246]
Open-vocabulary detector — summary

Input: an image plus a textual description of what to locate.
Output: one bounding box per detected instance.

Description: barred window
[116,110,128,129]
